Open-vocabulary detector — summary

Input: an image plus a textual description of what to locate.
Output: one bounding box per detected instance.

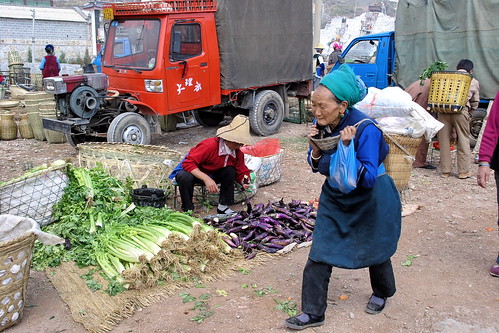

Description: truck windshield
[343,40,379,64]
[104,19,161,70]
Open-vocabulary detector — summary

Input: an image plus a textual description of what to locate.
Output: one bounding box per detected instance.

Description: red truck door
[164,18,213,113]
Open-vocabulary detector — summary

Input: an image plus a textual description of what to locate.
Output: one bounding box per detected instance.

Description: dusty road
[2,121,498,333]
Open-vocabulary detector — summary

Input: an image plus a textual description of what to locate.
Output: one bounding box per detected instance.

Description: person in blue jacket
[92,48,103,73]
[285,64,402,330]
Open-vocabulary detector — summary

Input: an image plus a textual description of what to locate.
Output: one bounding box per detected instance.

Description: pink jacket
[478,91,499,164]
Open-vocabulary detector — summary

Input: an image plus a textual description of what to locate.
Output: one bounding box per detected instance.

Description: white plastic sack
[409,101,444,141]
[244,154,262,172]
[377,116,426,138]
[355,87,415,118]
[0,214,64,245]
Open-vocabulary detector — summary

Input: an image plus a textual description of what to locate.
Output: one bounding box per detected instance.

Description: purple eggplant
[242,229,256,241]
[240,241,254,252]
[229,232,241,247]
[226,225,246,234]
[256,243,280,253]
[261,242,285,249]
[252,232,269,242]
[222,236,237,248]
[245,251,257,260]
[245,200,252,214]
[270,238,292,246]
[260,235,277,243]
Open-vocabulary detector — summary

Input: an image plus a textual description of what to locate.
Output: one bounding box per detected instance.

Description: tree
[83,48,92,65]
[59,51,67,63]
[27,48,32,63]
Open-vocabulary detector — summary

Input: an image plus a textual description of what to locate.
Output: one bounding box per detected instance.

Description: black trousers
[175,166,236,212]
[301,258,396,317]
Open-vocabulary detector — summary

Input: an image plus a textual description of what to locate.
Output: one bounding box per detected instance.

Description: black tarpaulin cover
[215,0,313,90]
[395,0,499,99]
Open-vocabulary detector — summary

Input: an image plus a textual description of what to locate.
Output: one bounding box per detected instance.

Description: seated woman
[169,115,254,214]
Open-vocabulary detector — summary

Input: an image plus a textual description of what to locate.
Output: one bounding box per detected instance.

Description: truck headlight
[45,81,55,91]
[144,80,163,93]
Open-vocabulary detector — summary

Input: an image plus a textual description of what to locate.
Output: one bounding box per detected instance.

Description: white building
[0,4,94,74]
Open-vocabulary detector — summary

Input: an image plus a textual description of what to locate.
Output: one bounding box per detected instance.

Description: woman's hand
[340,126,356,146]
[307,124,321,154]
[204,177,219,193]
[477,165,491,188]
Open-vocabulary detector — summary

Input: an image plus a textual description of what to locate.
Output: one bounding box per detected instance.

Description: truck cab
[331,31,395,89]
[102,4,221,116]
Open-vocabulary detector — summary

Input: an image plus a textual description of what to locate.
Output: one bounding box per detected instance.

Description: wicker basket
[78,143,183,194]
[27,112,46,141]
[383,134,422,191]
[428,71,472,113]
[0,163,69,227]
[0,232,36,331]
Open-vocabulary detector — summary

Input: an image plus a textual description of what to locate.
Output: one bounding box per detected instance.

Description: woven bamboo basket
[41,113,65,144]
[78,143,183,194]
[0,232,36,331]
[27,112,46,141]
[428,71,472,113]
[383,134,422,191]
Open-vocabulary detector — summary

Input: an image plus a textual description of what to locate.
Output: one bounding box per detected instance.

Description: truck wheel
[249,90,284,136]
[469,108,487,148]
[107,112,151,145]
[193,109,224,127]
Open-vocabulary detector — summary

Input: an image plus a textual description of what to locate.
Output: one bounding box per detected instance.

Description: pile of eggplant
[205,199,317,259]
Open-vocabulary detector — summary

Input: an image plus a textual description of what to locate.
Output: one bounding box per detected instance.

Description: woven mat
[46,251,266,333]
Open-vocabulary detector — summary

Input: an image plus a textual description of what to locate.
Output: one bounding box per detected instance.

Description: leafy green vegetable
[85,279,102,291]
[419,60,448,85]
[33,164,226,295]
[401,254,418,267]
[179,292,196,303]
[189,311,213,324]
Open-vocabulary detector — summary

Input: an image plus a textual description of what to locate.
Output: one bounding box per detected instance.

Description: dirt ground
[2,121,498,333]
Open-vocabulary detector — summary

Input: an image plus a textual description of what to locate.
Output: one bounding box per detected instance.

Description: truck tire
[249,90,284,136]
[107,112,151,145]
[193,109,224,127]
[469,108,487,148]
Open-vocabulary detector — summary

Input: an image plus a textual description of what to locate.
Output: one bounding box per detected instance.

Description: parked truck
[42,0,312,146]
[331,0,499,146]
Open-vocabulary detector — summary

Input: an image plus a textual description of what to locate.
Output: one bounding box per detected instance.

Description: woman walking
[285,65,402,330]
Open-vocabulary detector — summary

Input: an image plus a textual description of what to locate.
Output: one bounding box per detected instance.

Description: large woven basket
[0,163,69,227]
[383,134,422,191]
[0,232,36,331]
[78,143,183,195]
[428,71,472,113]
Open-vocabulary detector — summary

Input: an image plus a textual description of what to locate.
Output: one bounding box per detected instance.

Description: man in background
[312,43,326,90]
[437,59,480,179]
[405,78,436,169]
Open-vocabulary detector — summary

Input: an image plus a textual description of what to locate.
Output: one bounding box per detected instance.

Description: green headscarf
[319,64,367,106]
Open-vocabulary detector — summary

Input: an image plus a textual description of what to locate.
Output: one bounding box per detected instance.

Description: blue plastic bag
[328,139,358,193]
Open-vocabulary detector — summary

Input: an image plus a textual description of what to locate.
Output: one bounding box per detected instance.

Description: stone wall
[0,17,93,70]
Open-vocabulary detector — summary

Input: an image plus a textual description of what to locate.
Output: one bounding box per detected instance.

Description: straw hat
[216,115,255,146]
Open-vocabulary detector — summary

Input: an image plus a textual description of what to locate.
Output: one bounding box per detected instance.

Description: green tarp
[395,0,499,100]
[215,0,312,90]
